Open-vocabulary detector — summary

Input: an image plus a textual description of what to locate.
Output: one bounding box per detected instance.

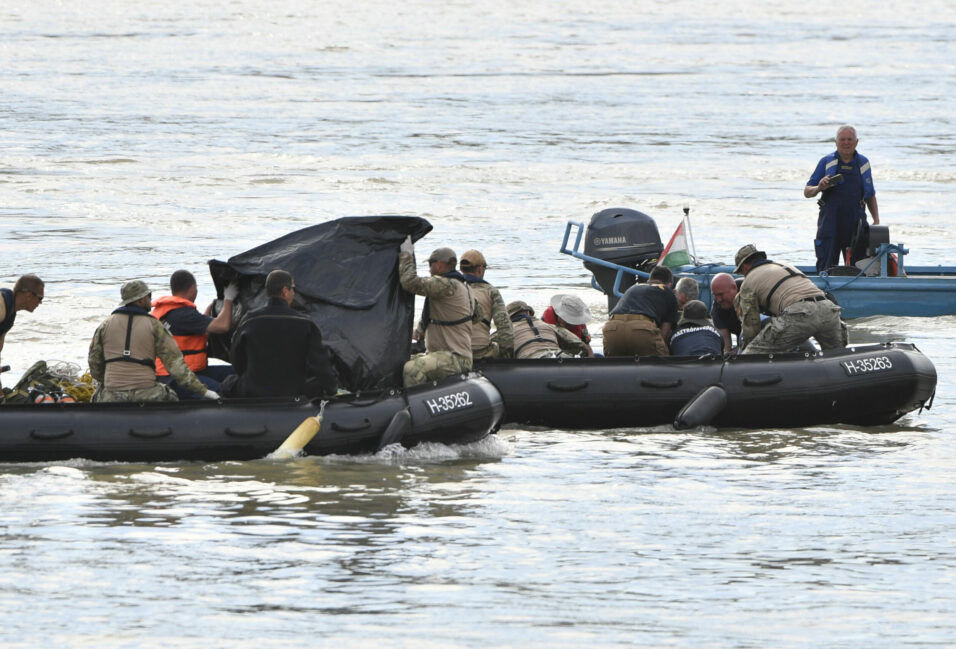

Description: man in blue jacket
[805,125,880,271]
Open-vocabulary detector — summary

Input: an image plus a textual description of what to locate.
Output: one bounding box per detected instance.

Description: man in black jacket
[221,270,337,398]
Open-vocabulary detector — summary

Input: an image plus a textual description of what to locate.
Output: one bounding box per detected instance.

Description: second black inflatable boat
[477,342,936,430]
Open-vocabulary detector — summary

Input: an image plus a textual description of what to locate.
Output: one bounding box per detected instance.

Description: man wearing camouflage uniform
[88,280,218,402]
[733,244,844,355]
[399,240,482,387]
[508,301,588,359]
[459,249,513,359]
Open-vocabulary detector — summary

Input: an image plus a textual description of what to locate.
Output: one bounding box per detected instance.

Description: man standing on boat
[0,274,44,392]
[601,265,679,356]
[151,270,239,398]
[399,241,481,388]
[733,245,843,354]
[88,280,218,402]
[805,125,880,271]
[459,249,514,359]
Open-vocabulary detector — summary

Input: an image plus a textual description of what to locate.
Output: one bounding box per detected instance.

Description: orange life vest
[150,295,208,375]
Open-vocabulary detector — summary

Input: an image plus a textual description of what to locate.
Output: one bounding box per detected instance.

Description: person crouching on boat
[459,249,514,359]
[601,265,679,357]
[151,270,239,399]
[399,240,481,388]
[733,244,844,355]
[542,294,595,357]
[668,300,724,357]
[709,273,742,353]
[508,301,588,359]
[88,281,219,402]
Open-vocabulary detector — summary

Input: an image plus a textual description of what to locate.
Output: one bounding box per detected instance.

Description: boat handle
[640,378,682,388]
[545,380,589,392]
[331,418,372,432]
[129,428,173,439]
[743,374,783,387]
[30,429,74,440]
[224,426,269,438]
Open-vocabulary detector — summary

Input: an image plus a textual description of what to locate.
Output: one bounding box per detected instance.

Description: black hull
[0,375,504,463]
[478,343,937,430]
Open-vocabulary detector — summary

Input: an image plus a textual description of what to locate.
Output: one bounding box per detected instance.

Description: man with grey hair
[88,280,218,402]
[399,240,482,387]
[674,276,699,311]
[805,125,880,271]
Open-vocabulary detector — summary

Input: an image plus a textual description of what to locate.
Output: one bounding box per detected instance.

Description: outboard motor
[583,208,663,310]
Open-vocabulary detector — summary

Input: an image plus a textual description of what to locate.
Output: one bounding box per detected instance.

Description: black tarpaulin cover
[207,216,432,392]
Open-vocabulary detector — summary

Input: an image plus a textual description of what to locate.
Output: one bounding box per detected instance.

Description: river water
[1,1,954,647]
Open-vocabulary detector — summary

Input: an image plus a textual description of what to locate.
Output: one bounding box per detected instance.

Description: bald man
[709,272,741,353]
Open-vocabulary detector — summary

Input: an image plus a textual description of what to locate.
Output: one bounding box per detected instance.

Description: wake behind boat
[562,208,956,318]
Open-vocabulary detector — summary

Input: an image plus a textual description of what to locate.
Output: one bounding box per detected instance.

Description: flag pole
[683,205,698,264]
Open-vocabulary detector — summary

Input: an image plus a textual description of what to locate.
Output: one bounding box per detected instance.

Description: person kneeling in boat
[710,273,742,353]
[733,244,844,355]
[668,300,724,357]
[508,301,588,359]
[88,280,219,402]
[220,270,337,399]
[459,249,514,359]
[601,265,679,357]
[542,294,595,357]
[399,240,481,388]
[151,270,239,399]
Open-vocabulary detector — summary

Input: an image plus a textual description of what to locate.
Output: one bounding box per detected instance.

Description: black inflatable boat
[0,375,504,463]
[477,342,936,430]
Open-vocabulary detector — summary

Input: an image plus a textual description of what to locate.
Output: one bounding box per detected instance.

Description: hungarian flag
[659,215,697,268]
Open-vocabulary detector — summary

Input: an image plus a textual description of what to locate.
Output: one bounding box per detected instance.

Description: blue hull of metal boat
[679,263,956,319]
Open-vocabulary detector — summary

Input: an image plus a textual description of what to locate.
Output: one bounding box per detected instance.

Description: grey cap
[506,300,534,317]
[119,280,152,306]
[678,300,712,327]
[550,294,591,325]
[733,244,766,274]
[427,247,457,264]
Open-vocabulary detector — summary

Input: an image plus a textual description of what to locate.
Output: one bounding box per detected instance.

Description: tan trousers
[602,314,669,357]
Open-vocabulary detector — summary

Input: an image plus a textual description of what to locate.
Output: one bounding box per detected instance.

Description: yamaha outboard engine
[583,208,663,310]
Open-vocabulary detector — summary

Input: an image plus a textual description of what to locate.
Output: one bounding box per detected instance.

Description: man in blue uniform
[805,125,880,271]
[669,300,723,356]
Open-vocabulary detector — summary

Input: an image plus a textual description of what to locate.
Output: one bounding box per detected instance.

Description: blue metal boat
[560,209,956,319]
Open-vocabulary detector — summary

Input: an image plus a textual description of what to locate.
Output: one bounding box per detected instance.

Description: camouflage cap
[678,299,712,327]
[427,247,457,264]
[733,244,766,274]
[506,300,534,317]
[460,249,487,269]
[119,280,152,306]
